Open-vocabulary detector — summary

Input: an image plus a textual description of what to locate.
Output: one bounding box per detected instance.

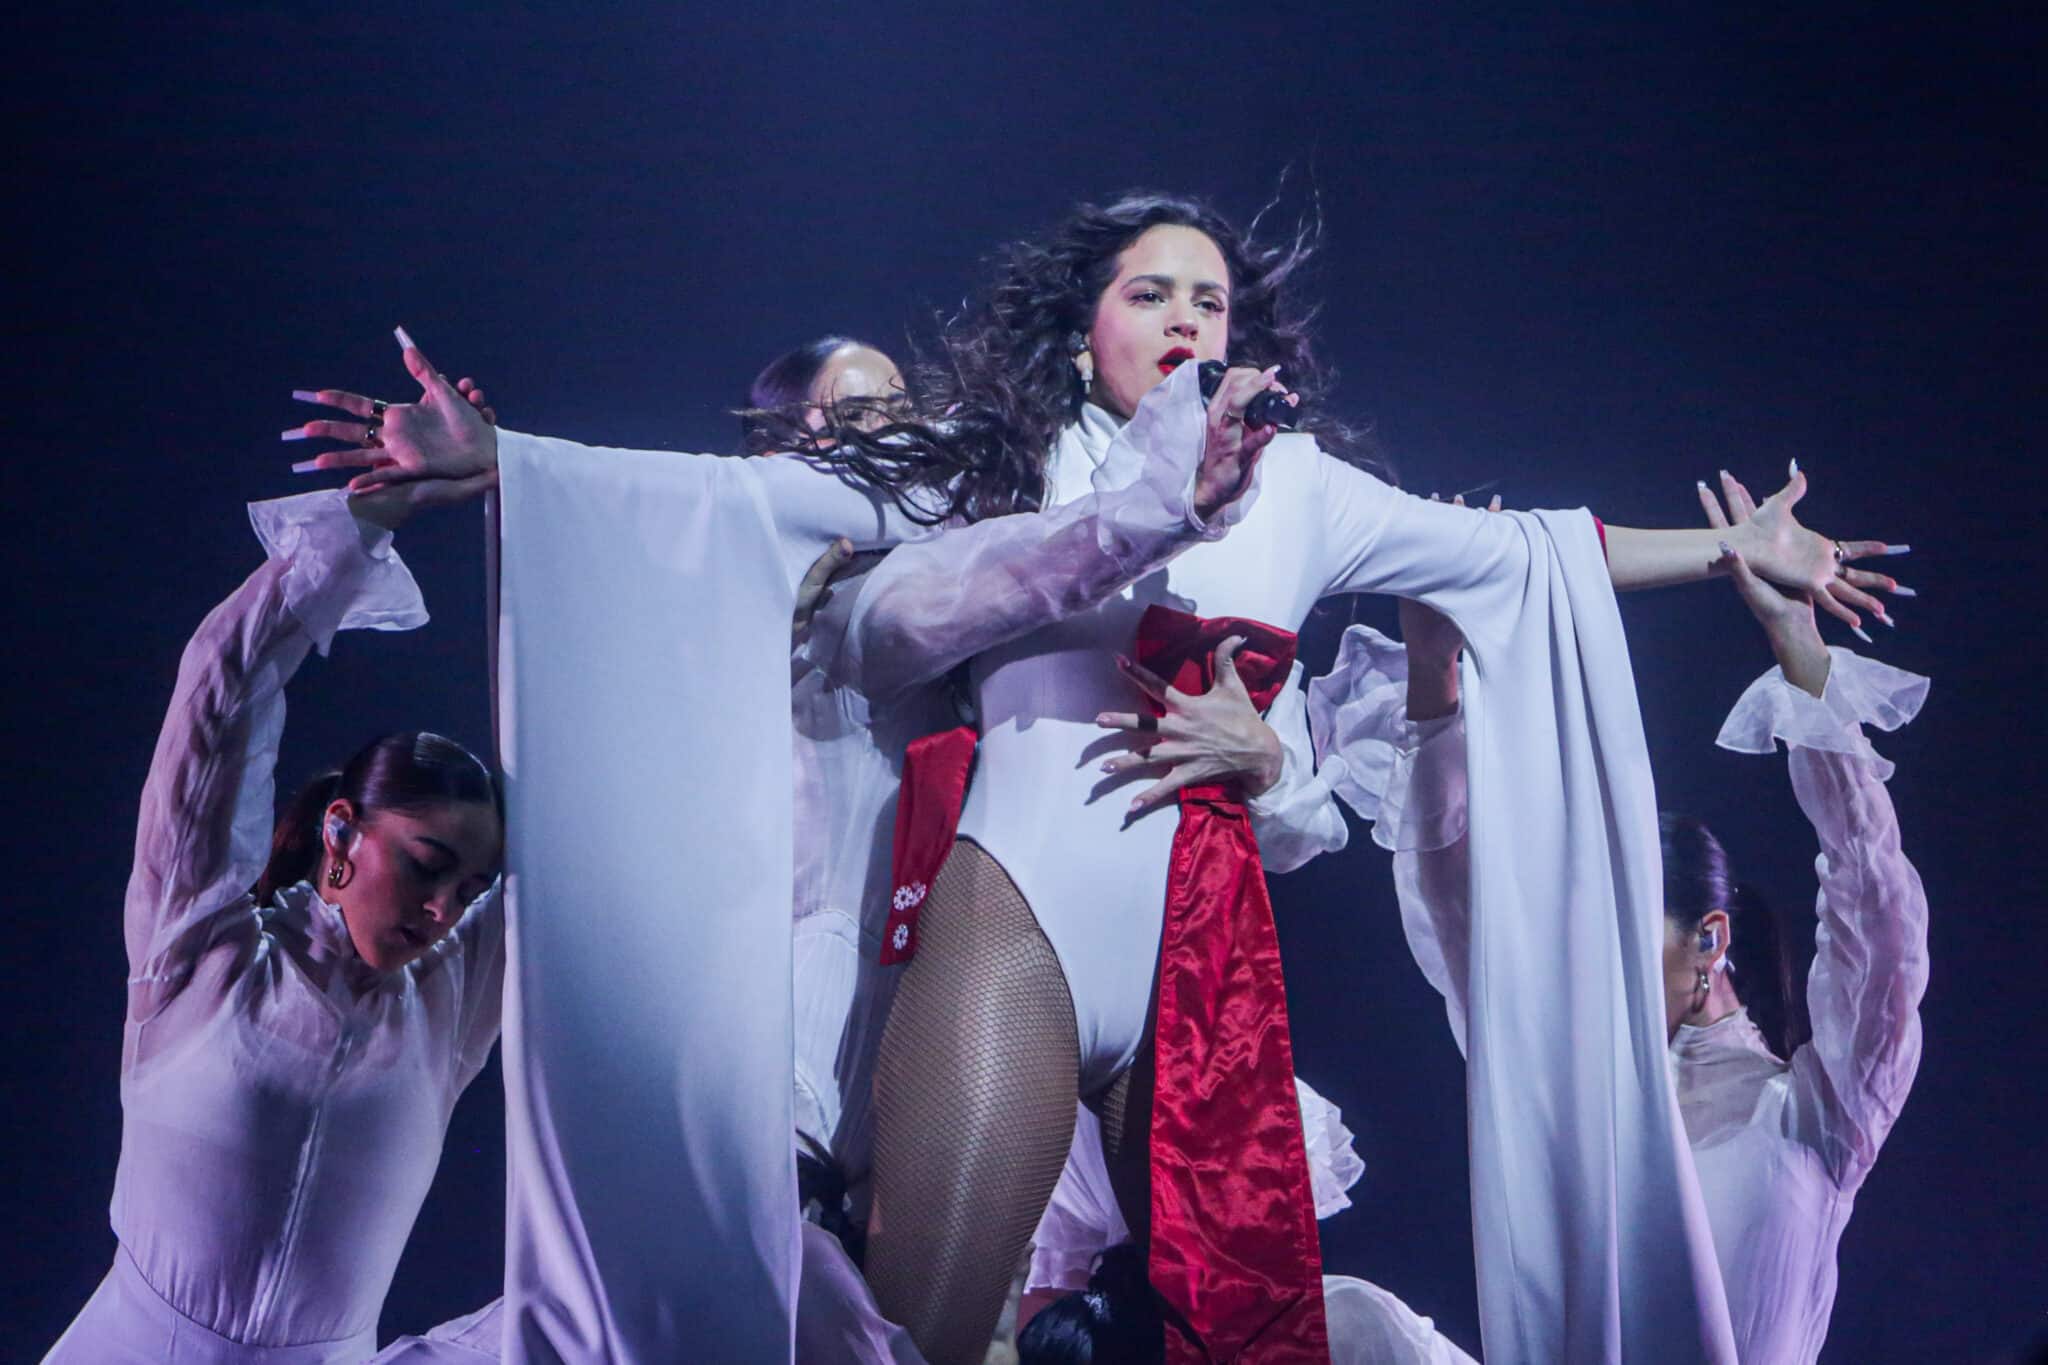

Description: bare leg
[865,840,1081,1365]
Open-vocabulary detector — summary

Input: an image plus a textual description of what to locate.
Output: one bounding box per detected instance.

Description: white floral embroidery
[891,923,911,952]
[892,880,928,913]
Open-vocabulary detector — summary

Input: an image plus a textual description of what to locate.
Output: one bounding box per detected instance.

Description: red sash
[880,725,976,964]
[1136,604,1329,1364]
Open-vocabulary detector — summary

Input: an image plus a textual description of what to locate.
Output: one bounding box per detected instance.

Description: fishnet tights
[1089,1042,1156,1252]
[865,838,1081,1365]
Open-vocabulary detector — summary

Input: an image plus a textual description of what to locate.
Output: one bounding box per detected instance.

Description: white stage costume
[826,364,1735,1361]
[45,493,503,1364]
[1315,631,1929,1365]
[791,599,1339,1202]
[491,375,1245,1362]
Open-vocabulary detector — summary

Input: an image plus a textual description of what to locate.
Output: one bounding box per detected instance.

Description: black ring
[362,423,383,448]
[371,398,390,416]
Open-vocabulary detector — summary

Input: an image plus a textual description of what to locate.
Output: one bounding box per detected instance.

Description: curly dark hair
[770,190,1379,524]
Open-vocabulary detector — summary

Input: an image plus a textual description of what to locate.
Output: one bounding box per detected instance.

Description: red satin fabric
[1136,605,1330,1364]
[880,725,977,965]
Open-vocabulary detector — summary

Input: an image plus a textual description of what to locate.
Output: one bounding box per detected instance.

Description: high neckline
[1672,1005,1773,1062]
[1074,401,1124,467]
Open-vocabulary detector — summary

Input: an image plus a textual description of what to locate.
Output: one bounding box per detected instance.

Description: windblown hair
[1660,812,1811,1057]
[1016,1242,1164,1365]
[769,189,1381,525]
[254,731,502,905]
[737,334,875,452]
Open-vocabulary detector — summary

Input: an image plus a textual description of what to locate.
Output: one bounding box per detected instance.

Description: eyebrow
[1127,273,1230,298]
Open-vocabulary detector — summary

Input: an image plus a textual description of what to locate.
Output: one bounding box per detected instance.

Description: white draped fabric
[1306,525,1737,1365]
[495,437,889,1363]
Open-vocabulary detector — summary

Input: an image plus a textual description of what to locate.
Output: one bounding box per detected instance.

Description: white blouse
[1312,632,1930,1365]
[45,492,504,1364]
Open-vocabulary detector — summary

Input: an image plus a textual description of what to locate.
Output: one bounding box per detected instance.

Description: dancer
[43,476,503,1363]
[787,192,1903,1364]
[1308,475,1927,1365]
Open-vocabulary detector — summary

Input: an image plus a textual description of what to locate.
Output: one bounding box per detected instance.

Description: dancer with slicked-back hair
[43,474,504,1364]
[1310,475,1927,1365]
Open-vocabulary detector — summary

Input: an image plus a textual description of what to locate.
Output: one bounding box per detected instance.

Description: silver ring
[361,423,383,447]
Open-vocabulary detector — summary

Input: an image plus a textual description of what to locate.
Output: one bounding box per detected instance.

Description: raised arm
[1312,454,1909,643]
[1709,526,1930,1191]
[811,359,1256,702]
[124,491,429,1019]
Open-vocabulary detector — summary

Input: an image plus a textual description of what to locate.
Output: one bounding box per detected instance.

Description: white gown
[824,364,1734,1361]
[1312,631,1930,1365]
[44,492,505,1364]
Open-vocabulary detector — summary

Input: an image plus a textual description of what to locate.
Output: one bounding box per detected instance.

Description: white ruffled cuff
[1305,626,1467,852]
[1090,360,1263,554]
[1297,1077,1366,1218]
[247,491,429,655]
[1715,647,1928,782]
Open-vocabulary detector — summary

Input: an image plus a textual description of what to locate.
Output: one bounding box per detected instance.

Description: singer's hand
[1192,364,1294,520]
[286,330,497,492]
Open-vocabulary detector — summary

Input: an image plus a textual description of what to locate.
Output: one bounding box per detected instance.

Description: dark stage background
[13,4,2044,1359]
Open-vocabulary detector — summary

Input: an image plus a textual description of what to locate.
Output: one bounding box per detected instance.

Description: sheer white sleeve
[412,878,509,1092]
[809,362,1220,703]
[124,491,428,1021]
[1246,663,1349,874]
[1719,650,1931,1189]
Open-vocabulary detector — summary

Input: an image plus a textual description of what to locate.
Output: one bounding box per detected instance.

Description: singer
[790,190,1909,1365]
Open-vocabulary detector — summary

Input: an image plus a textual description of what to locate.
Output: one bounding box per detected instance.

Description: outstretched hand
[1705,465,1910,639]
[286,328,498,493]
[1094,635,1285,818]
[1698,478,1837,697]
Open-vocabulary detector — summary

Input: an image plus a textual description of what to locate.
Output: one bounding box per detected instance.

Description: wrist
[1249,728,1285,796]
[1405,658,1461,722]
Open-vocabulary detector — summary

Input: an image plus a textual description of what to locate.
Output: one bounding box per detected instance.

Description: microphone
[1196,360,1297,431]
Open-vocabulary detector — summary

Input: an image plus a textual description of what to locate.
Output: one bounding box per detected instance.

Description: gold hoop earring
[327,859,353,890]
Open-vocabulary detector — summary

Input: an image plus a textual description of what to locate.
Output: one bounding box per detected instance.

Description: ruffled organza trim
[1305,625,1411,823]
[1304,626,1468,852]
[1715,647,1928,781]
[247,491,428,654]
[1297,1076,1365,1218]
[1079,360,1265,547]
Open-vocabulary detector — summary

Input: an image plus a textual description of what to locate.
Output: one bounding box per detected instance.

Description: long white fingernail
[1718,468,1731,481]
[281,427,308,440]
[1876,611,1895,628]
[394,325,416,350]
[1879,544,1911,556]
[1696,479,1708,490]
[1717,540,1734,557]
[1890,584,1918,597]
[1851,625,1873,644]
[1788,457,1800,476]
[290,459,321,474]
[291,389,319,403]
